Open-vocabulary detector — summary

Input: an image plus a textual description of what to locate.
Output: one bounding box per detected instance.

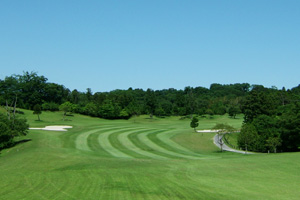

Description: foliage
[228,105,241,119]
[266,137,282,153]
[42,102,59,111]
[212,123,235,152]
[212,123,235,133]
[59,101,73,120]
[33,104,42,121]
[241,90,276,123]
[98,100,121,119]
[145,89,157,118]
[1,72,300,152]
[238,123,259,152]
[278,102,300,152]
[190,116,199,132]
[0,113,28,149]
[0,121,13,149]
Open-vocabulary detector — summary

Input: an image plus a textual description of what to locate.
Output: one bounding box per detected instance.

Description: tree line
[0,72,252,119]
[1,71,300,152]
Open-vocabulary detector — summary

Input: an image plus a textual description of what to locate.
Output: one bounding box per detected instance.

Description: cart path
[213,134,255,154]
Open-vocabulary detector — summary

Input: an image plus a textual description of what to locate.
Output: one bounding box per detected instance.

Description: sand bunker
[197,130,219,133]
[29,126,73,131]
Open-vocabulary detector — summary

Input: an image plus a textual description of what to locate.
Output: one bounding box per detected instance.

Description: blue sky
[1,0,299,92]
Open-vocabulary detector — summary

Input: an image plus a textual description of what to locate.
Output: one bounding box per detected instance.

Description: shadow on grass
[14,139,32,146]
[0,139,32,153]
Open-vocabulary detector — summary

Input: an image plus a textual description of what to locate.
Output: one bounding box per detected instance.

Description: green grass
[1,110,300,199]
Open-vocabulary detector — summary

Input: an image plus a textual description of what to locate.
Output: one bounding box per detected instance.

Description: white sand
[197,130,219,133]
[29,125,73,131]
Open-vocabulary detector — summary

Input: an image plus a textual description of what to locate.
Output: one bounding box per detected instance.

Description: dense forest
[1,71,300,152]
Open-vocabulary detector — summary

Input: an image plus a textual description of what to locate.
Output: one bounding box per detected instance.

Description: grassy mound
[0,110,299,199]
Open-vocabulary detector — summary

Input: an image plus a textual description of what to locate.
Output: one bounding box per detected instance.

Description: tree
[206,109,214,118]
[145,89,157,118]
[237,123,259,153]
[212,123,235,152]
[241,90,276,123]
[190,116,199,132]
[155,106,166,117]
[119,109,130,119]
[266,136,281,153]
[83,102,98,117]
[0,113,28,150]
[16,71,48,109]
[59,102,73,121]
[86,88,93,101]
[99,100,121,119]
[228,105,240,119]
[0,121,13,149]
[33,104,42,121]
[184,86,197,118]
[279,102,300,152]
[42,102,59,111]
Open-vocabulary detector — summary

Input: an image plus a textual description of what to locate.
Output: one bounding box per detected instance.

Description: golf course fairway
[0,110,299,200]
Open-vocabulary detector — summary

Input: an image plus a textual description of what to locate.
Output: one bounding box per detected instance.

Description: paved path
[213,134,254,154]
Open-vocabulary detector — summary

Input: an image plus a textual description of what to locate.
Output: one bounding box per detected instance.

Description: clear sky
[1,0,299,92]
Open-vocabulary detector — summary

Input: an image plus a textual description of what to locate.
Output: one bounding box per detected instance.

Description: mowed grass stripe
[128,131,179,159]
[75,126,115,152]
[108,128,149,159]
[151,130,215,159]
[76,129,102,151]
[98,128,138,158]
[156,130,205,155]
[118,129,169,160]
[138,130,206,160]
[87,132,115,157]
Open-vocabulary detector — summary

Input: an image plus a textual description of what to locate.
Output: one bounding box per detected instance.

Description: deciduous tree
[190,116,199,132]
[59,102,73,121]
[238,123,259,153]
[212,123,235,152]
[33,104,42,121]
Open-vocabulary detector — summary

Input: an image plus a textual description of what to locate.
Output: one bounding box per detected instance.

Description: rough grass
[0,110,300,199]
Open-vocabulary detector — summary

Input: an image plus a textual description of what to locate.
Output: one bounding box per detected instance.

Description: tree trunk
[13,95,17,125]
[6,100,10,120]
[218,134,223,152]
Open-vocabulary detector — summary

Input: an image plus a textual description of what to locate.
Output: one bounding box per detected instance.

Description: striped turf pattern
[73,125,209,160]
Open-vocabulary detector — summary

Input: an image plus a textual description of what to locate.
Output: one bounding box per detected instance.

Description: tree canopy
[1,72,300,152]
